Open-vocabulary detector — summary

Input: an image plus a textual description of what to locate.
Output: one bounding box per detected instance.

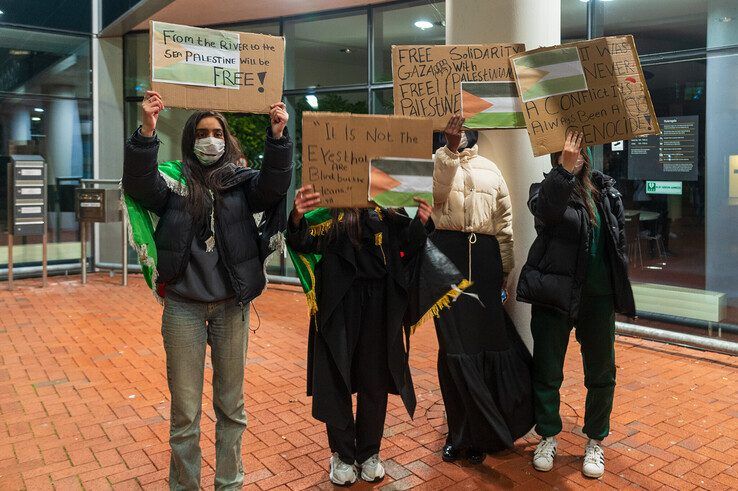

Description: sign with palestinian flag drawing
[302,112,432,208]
[510,35,660,157]
[391,44,526,130]
[461,82,525,129]
[369,158,434,207]
[150,21,285,113]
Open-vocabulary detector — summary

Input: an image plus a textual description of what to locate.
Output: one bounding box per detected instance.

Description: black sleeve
[528,165,576,225]
[387,210,427,258]
[246,127,294,213]
[613,194,627,257]
[122,128,170,215]
[286,216,330,254]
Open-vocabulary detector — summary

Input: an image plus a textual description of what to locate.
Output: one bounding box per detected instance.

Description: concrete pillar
[446,0,561,348]
[705,1,738,309]
[10,105,32,143]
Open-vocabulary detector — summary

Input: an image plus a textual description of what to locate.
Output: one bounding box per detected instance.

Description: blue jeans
[162,297,249,490]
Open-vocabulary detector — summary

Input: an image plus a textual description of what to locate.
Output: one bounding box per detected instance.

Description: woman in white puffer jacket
[431,115,533,465]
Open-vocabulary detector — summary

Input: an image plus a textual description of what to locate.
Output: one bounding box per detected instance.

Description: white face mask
[193,137,225,165]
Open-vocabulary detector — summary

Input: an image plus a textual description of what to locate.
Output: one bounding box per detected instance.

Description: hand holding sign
[414,197,433,225]
[141,91,165,137]
[269,102,288,139]
[444,115,465,153]
[560,131,585,175]
[291,185,322,226]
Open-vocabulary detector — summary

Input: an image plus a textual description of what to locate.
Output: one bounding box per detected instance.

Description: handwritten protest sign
[392,44,526,130]
[302,113,432,208]
[150,21,284,113]
[511,35,660,157]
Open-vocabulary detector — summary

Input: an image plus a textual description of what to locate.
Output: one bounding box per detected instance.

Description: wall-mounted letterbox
[8,155,47,237]
[75,188,122,223]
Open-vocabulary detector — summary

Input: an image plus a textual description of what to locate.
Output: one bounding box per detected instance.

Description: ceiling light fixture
[9,49,31,56]
[34,108,44,113]
[339,48,352,54]
[32,117,41,122]
[718,16,733,23]
[0,10,4,15]
[305,95,319,109]
[414,20,434,30]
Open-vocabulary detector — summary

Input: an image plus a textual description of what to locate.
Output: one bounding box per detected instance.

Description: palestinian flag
[512,46,588,102]
[369,158,434,208]
[461,81,525,129]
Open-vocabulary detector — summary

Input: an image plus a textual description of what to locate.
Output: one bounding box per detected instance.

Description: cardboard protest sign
[511,35,660,157]
[461,82,525,129]
[302,113,432,208]
[150,21,284,113]
[392,44,526,130]
[369,158,434,207]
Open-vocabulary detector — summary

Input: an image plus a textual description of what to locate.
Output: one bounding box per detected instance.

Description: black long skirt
[431,230,534,453]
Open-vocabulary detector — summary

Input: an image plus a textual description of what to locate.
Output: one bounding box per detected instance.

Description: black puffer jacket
[122,127,293,305]
[516,165,635,320]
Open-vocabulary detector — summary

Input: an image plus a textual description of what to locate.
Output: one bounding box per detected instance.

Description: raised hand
[141,91,164,137]
[413,197,433,225]
[560,131,585,175]
[444,115,465,153]
[291,185,321,225]
[270,102,289,139]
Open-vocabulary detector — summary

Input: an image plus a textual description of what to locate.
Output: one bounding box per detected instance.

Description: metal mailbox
[75,188,122,223]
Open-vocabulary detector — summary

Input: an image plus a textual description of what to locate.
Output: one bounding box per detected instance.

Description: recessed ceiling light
[9,49,30,56]
[339,48,352,54]
[0,10,4,15]
[305,95,318,109]
[34,108,44,113]
[414,20,434,30]
[32,117,41,122]
[718,16,733,23]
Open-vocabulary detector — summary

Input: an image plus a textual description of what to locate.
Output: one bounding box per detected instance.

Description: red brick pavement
[1,274,737,490]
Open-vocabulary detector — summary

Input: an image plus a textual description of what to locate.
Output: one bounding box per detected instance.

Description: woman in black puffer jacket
[517,131,634,480]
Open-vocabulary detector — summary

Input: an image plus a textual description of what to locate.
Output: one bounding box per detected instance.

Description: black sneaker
[442,444,460,462]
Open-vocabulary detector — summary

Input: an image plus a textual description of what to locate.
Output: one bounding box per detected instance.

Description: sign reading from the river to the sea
[150,21,284,113]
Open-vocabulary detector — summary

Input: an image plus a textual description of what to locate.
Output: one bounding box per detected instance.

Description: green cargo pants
[531,295,616,441]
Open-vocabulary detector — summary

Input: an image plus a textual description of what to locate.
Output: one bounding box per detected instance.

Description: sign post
[7,155,48,290]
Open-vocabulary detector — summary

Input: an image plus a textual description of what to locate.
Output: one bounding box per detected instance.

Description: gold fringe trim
[410,279,473,334]
[305,289,318,318]
[374,232,383,246]
[308,219,333,236]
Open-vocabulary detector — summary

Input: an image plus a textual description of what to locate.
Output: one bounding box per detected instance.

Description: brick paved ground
[1,274,737,490]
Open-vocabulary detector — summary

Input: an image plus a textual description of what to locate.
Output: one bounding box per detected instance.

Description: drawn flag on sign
[461,81,525,129]
[369,157,434,208]
[512,46,587,102]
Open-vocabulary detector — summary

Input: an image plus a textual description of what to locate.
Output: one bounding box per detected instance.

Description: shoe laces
[584,442,604,465]
[535,438,556,459]
[333,454,354,472]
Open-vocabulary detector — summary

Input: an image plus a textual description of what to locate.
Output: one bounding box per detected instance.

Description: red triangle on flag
[370,166,401,198]
[462,90,495,118]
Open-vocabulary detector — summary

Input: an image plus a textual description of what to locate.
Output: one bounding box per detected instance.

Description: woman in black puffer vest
[517,131,634,480]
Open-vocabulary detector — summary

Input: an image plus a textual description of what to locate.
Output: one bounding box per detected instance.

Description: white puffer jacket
[432,145,514,274]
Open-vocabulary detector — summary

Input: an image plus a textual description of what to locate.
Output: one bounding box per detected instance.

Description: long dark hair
[550,149,600,223]
[181,111,244,226]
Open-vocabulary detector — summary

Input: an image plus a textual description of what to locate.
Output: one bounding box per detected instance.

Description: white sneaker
[583,439,605,478]
[329,453,357,486]
[359,454,385,483]
[532,436,558,472]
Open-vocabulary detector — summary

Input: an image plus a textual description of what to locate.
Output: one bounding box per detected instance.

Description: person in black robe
[287,186,434,486]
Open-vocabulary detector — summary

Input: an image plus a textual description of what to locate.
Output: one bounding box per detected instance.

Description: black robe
[287,211,427,430]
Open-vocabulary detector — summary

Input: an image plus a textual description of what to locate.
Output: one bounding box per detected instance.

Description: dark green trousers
[531,295,616,441]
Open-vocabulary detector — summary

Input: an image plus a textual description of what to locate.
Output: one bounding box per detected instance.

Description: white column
[46,85,82,183]
[10,105,32,143]
[446,0,561,348]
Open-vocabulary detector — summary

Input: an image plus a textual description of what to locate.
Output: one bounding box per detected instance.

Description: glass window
[603,54,738,341]
[601,0,709,54]
[103,1,142,30]
[284,11,368,89]
[372,1,445,83]
[371,88,394,115]
[0,96,93,267]
[0,0,91,33]
[561,0,587,43]
[0,27,91,99]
